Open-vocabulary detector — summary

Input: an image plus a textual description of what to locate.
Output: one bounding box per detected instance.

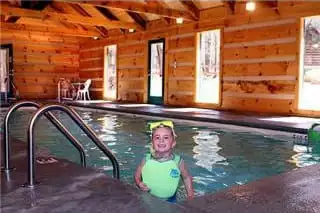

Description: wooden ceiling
[0,0,226,39]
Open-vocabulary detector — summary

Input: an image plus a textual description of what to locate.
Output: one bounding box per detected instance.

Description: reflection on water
[291,145,319,167]
[192,130,227,172]
[97,115,118,142]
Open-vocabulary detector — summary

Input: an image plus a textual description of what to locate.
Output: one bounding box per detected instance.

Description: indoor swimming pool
[0,107,318,198]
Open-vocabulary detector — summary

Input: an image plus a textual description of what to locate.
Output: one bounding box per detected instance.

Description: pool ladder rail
[1,101,120,188]
[2,101,86,171]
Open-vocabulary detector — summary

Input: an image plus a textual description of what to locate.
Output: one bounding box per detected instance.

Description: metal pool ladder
[2,101,86,172]
[2,101,120,188]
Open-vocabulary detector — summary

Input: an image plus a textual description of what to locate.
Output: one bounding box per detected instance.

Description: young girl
[134,121,194,202]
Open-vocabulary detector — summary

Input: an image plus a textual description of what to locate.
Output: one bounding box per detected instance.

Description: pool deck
[1,137,320,213]
[184,165,320,213]
[65,100,320,134]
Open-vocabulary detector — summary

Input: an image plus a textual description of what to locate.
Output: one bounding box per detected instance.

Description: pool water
[0,108,318,197]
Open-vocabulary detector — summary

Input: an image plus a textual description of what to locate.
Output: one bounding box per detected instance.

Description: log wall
[80,2,319,115]
[0,26,80,99]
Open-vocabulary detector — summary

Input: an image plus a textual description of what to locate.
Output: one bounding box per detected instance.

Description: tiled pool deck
[1,100,320,213]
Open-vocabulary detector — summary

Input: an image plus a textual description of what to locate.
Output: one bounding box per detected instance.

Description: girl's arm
[134,159,149,192]
[179,159,194,200]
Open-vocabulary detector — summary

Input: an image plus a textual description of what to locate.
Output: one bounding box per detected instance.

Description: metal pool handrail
[26,103,120,187]
[2,101,87,173]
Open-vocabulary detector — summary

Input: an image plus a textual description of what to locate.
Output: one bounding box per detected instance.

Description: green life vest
[141,154,181,199]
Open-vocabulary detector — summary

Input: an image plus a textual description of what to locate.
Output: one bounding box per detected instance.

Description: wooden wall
[79,2,320,116]
[222,19,298,114]
[0,24,80,99]
[79,46,103,99]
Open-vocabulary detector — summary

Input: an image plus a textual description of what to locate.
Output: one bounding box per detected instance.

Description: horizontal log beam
[0,4,143,30]
[1,22,99,39]
[64,0,197,21]
[179,0,199,20]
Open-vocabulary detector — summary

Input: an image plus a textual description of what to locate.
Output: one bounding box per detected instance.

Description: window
[196,29,221,104]
[104,45,117,100]
[299,16,320,111]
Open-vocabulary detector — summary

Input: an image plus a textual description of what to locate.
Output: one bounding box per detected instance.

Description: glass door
[0,44,13,102]
[148,38,165,105]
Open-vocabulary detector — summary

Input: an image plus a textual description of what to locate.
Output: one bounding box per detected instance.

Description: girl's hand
[138,182,150,192]
[187,194,194,200]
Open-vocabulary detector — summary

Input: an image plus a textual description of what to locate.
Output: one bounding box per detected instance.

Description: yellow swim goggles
[149,120,177,137]
[149,120,174,131]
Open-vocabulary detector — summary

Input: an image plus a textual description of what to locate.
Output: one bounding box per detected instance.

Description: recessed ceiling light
[129,29,135,33]
[176,17,184,24]
[92,36,99,40]
[246,1,256,12]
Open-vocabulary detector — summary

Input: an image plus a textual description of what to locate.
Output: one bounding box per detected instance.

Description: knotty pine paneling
[1,28,80,99]
[223,62,298,77]
[78,1,320,116]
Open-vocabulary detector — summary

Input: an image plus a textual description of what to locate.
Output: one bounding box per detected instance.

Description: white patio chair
[76,79,91,101]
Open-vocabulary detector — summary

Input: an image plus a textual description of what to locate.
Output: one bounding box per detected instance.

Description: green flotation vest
[141,154,181,198]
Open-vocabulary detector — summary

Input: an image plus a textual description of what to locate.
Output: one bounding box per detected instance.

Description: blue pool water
[0,107,318,197]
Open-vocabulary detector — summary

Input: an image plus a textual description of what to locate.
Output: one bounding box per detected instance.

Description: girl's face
[152,127,176,154]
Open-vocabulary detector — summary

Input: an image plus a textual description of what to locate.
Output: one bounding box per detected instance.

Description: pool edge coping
[67,103,308,135]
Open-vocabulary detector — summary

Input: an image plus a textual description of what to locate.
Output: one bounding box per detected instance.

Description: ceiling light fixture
[176,17,184,24]
[92,36,99,40]
[246,1,256,12]
[129,28,135,33]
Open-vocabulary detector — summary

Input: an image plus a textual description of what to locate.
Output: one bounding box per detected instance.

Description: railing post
[27,116,37,187]
[2,101,41,173]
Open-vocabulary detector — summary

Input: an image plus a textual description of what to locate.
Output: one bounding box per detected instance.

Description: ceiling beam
[48,1,79,14]
[95,6,119,20]
[127,11,146,30]
[69,3,91,17]
[4,15,20,23]
[0,4,143,30]
[144,0,170,25]
[1,21,100,37]
[179,0,199,20]
[21,0,52,10]
[95,26,108,37]
[61,0,197,21]
[161,17,171,25]
[76,3,107,19]
[226,0,236,15]
[17,17,64,28]
[264,0,278,8]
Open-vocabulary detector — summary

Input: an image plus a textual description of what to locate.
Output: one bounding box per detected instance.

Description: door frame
[147,38,165,105]
[0,44,13,99]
